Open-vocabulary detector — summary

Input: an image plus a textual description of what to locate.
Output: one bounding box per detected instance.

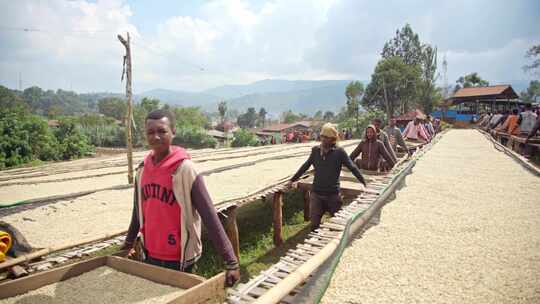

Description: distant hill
[139,79,355,114]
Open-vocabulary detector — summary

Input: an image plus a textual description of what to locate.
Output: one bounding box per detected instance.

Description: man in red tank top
[122,110,240,287]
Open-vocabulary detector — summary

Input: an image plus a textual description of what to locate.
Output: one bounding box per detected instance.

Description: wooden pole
[118,32,134,184]
[221,206,240,260]
[303,190,310,222]
[272,191,283,246]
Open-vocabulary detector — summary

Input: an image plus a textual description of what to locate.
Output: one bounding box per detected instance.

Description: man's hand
[126,248,136,259]
[225,269,240,287]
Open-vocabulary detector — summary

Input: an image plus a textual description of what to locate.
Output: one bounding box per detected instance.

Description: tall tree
[419,45,440,114]
[323,111,335,121]
[314,110,323,120]
[258,107,267,127]
[282,110,301,124]
[140,97,160,113]
[454,73,489,93]
[97,97,127,121]
[520,80,540,103]
[345,81,364,131]
[237,107,258,128]
[381,23,423,66]
[218,101,227,123]
[362,56,422,119]
[523,44,540,75]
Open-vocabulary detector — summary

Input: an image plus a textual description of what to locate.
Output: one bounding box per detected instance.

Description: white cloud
[0,0,538,93]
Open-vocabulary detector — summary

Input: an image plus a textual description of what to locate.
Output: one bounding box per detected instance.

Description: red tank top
[140,146,190,261]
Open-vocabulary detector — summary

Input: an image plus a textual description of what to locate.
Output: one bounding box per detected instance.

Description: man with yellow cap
[289,123,366,230]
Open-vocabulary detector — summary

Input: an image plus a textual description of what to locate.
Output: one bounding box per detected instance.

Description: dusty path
[2,141,359,249]
[322,129,540,304]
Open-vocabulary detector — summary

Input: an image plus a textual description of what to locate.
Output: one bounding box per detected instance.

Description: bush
[54,119,94,160]
[231,129,258,147]
[173,126,217,149]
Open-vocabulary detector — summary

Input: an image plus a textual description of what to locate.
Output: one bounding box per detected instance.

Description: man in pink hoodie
[122,110,240,287]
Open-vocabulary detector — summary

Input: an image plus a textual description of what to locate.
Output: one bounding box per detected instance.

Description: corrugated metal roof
[394,109,426,121]
[452,85,515,98]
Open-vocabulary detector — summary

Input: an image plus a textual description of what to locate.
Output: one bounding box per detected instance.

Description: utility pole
[118,32,134,184]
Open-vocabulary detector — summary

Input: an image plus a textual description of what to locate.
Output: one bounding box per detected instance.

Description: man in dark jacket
[289,123,366,230]
[350,125,396,172]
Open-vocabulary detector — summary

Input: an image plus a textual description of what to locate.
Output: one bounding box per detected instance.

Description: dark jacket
[350,126,396,171]
[291,144,365,194]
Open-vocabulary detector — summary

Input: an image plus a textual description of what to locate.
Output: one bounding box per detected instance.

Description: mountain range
[137,79,354,115]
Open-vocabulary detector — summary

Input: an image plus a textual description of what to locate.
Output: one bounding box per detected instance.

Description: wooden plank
[272,191,284,246]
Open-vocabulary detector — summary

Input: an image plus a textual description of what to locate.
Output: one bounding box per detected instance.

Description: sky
[0,0,539,93]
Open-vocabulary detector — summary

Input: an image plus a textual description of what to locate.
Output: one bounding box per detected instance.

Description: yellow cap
[320,123,339,139]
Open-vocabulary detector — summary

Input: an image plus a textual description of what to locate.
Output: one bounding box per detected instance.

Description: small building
[431,85,527,126]
[393,109,426,129]
[206,129,233,147]
[262,121,312,143]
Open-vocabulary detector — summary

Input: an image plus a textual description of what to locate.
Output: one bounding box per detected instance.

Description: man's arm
[340,149,366,186]
[526,118,540,142]
[395,130,409,153]
[381,133,397,162]
[379,142,396,169]
[349,143,362,162]
[191,176,239,270]
[290,149,314,182]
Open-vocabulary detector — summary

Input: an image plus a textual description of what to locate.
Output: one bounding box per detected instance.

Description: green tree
[323,111,335,121]
[140,97,160,113]
[363,56,422,119]
[237,107,258,128]
[520,80,540,103]
[523,44,540,75]
[218,101,227,123]
[418,45,440,114]
[454,73,489,92]
[98,97,127,121]
[54,119,94,160]
[231,128,258,147]
[281,110,301,124]
[174,107,209,129]
[345,81,364,131]
[258,107,267,127]
[382,23,423,66]
[314,110,323,120]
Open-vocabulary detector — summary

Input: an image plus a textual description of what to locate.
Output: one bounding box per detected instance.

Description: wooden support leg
[222,206,240,260]
[272,191,284,247]
[303,190,311,222]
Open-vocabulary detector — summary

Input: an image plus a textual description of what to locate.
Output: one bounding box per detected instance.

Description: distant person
[289,123,366,230]
[403,116,429,142]
[497,109,520,135]
[525,115,540,144]
[350,125,396,172]
[517,104,538,136]
[370,118,398,164]
[488,111,503,129]
[122,109,240,287]
[384,118,411,156]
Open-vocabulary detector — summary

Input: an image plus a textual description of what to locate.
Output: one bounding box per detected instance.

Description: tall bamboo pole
[118,33,134,184]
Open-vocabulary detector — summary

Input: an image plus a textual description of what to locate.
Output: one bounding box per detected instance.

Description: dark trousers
[144,256,195,273]
[310,192,342,230]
